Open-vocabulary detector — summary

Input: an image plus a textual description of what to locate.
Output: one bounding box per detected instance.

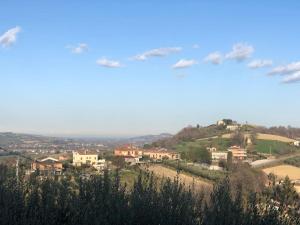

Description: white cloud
[0,26,21,47]
[226,43,254,61]
[247,59,273,69]
[269,61,300,75]
[281,71,300,84]
[204,52,223,65]
[132,47,182,61]
[96,58,123,68]
[192,44,200,49]
[67,43,88,54]
[172,59,198,69]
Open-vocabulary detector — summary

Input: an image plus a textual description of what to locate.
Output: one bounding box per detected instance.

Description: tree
[231,131,245,147]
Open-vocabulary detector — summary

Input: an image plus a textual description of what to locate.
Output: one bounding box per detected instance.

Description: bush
[163,160,226,182]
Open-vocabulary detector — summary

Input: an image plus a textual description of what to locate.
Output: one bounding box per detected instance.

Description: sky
[1,0,300,137]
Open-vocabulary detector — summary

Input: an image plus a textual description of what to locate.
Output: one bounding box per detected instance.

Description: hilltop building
[293,141,300,147]
[31,157,63,175]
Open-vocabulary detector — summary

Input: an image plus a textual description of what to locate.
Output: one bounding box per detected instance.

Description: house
[226,124,239,131]
[227,146,247,161]
[114,144,143,158]
[143,148,180,160]
[58,155,69,161]
[211,152,228,161]
[217,120,226,126]
[92,159,106,172]
[293,141,300,147]
[124,156,140,165]
[73,150,99,166]
[207,147,217,152]
[31,157,63,175]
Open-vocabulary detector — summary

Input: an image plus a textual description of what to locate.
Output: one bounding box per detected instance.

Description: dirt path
[251,152,300,168]
[144,164,212,191]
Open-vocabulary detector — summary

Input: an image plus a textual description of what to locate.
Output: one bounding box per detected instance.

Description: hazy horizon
[1,1,300,136]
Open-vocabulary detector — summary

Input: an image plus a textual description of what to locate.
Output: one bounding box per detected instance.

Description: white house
[211,152,228,161]
[226,124,239,131]
[92,159,106,172]
[217,120,225,126]
[72,150,99,166]
[294,141,300,147]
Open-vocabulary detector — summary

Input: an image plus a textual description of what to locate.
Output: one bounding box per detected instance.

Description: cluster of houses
[207,145,247,163]
[29,145,181,175]
[28,141,249,175]
[29,150,107,175]
[114,144,180,165]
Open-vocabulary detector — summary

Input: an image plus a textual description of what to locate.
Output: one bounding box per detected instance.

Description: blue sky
[1,1,300,137]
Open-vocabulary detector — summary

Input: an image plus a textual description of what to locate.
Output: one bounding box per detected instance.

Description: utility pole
[16,156,19,182]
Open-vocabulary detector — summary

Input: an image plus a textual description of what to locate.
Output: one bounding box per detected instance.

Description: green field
[175,138,231,152]
[163,160,226,182]
[254,140,297,155]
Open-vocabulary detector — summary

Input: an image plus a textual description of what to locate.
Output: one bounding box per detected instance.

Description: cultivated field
[256,133,295,143]
[263,164,300,193]
[145,164,212,190]
[222,133,295,143]
[263,165,300,180]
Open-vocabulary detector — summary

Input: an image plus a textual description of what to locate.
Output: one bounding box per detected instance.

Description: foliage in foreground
[0,164,299,225]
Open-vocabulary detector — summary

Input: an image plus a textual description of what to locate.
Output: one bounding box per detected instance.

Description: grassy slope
[254,139,298,155]
[175,138,230,152]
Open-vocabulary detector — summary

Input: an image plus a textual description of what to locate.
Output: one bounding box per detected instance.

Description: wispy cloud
[0,26,21,47]
[204,52,223,65]
[176,73,188,79]
[226,43,254,61]
[67,43,88,54]
[282,71,300,84]
[268,61,300,75]
[132,47,182,61]
[172,59,198,69]
[247,59,273,69]
[192,44,200,49]
[96,58,123,68]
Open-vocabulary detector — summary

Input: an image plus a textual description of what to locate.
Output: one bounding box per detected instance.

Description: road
[251,152,300,168]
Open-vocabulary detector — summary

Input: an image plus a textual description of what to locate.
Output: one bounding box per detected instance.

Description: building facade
[114,144,143,158]
[143,148,180,160]
[211,152,228,161]
[228,146,247,160]
[31,157,63,175]
[73,150,99,166]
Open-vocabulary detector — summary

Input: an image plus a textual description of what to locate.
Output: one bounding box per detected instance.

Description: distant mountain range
[0,132,173,148]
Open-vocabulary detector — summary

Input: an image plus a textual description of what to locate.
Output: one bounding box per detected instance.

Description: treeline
[284,156,300,167]
[254,126,300,139]
[0,164,300,225]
